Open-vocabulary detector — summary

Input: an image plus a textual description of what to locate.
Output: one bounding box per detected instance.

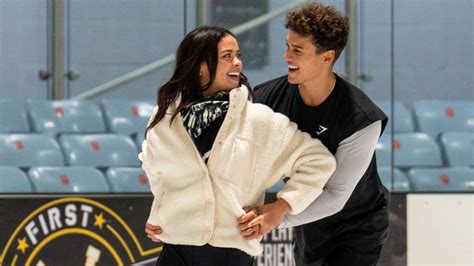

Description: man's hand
[238,207,260,239]
[238,198,291,240]
[145,223,162,242]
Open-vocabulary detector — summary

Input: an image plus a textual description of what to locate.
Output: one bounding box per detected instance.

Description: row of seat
[376,100,473,137]
[0,99,154,137]
[377,167,473,192]
[0,134,141,168]
[0,166,150,193]
[266,167,473,193]
[375,132,473,167]
[2,164,471,193]
[1,131,470,169]
[0,99,472,137]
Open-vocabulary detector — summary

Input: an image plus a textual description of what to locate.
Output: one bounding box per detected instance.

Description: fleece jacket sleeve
[266,116,337,215]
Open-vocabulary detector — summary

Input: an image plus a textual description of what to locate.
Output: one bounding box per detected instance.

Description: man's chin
[287,75,298,84]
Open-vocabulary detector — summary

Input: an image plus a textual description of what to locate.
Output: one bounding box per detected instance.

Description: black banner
[256,227,295,266]
[0,195,296,266]
[0,195,160,265]
[0,194,403,265]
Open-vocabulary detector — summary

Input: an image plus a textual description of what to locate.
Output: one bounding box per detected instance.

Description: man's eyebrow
[287,42,304,49]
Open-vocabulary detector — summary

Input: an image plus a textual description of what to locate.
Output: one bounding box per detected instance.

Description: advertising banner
[0,196,160,265]
[0,195,296,266]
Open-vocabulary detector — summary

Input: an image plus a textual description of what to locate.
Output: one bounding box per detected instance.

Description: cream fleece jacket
[139,85,336,256]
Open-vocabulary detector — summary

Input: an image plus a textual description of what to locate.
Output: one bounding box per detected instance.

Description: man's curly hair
[285,2,349,61]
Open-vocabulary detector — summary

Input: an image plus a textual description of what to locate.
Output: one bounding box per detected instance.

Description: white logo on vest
[316,125,327,135]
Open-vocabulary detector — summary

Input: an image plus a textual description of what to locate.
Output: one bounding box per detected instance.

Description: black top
[180,92,229,162]
[254,74,390,261]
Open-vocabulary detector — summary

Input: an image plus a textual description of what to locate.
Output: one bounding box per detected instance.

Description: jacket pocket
[223,137,257,192]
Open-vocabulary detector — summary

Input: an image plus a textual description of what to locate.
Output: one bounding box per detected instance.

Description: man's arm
[239,121,382,238]
[280,120,382,227]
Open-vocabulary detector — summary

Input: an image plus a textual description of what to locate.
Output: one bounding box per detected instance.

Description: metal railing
[72,0,313,100]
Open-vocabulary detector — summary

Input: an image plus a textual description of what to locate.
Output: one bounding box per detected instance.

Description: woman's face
[201,35,243,96]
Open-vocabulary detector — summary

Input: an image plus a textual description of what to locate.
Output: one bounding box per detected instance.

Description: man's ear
[322,50,336,64]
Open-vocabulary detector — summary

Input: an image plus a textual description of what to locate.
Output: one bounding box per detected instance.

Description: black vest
[254,74,390,259]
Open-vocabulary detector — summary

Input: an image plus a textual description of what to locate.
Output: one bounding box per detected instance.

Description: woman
[139,26,336,265]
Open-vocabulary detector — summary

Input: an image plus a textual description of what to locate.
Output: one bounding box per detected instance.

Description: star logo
[16,237,29,253]
[316,125,328,135]
[94,212,106,229]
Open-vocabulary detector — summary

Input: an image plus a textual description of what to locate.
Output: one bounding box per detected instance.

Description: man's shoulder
[254,75,290,103]
[254,75,288,92]
[336,76,388,133]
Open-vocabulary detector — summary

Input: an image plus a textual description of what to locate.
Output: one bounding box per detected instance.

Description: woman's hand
[145,223,162,242]
[238,198,291,240]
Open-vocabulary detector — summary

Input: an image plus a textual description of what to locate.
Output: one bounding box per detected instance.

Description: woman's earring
[199,72,202,77]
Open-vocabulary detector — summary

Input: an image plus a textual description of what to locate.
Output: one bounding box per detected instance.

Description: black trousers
[156,243,254,266]
[294,244,384,266]
[294,205,389,266]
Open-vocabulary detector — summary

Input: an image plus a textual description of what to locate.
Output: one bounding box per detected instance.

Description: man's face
[283,31,327,85]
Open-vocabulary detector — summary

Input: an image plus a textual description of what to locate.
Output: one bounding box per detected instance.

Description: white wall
[407,194,474,265]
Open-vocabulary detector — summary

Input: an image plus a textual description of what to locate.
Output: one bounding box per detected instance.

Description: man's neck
[298,73,336,106]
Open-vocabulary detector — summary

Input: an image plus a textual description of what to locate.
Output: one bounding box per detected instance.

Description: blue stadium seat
[266,180,285,193]
[375,101,415,132]
[408,167,474,192]
[0,100,30,133]
[28,166,110,192]
[106,167,150,192]
[27,100,106,136]
[440,132,473,167]
[135,132,145,152]
[378,167,411,191]
[101,99,154,136]
[375,133,392,167]
[413,100,474,137]
[59,134,139,167]
[0,166,33,192]
[0,134,64,167]
[392,133,442,167]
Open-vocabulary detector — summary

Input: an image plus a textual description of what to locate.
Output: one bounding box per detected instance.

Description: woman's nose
[233,56,242,66]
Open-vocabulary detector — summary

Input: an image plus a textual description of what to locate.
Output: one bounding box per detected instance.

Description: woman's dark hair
[145,25,251,136]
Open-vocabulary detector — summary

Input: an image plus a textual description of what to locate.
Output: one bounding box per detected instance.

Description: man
[239,3,389,265]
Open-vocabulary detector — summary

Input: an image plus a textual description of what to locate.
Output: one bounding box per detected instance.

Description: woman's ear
[199,62,210,87]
